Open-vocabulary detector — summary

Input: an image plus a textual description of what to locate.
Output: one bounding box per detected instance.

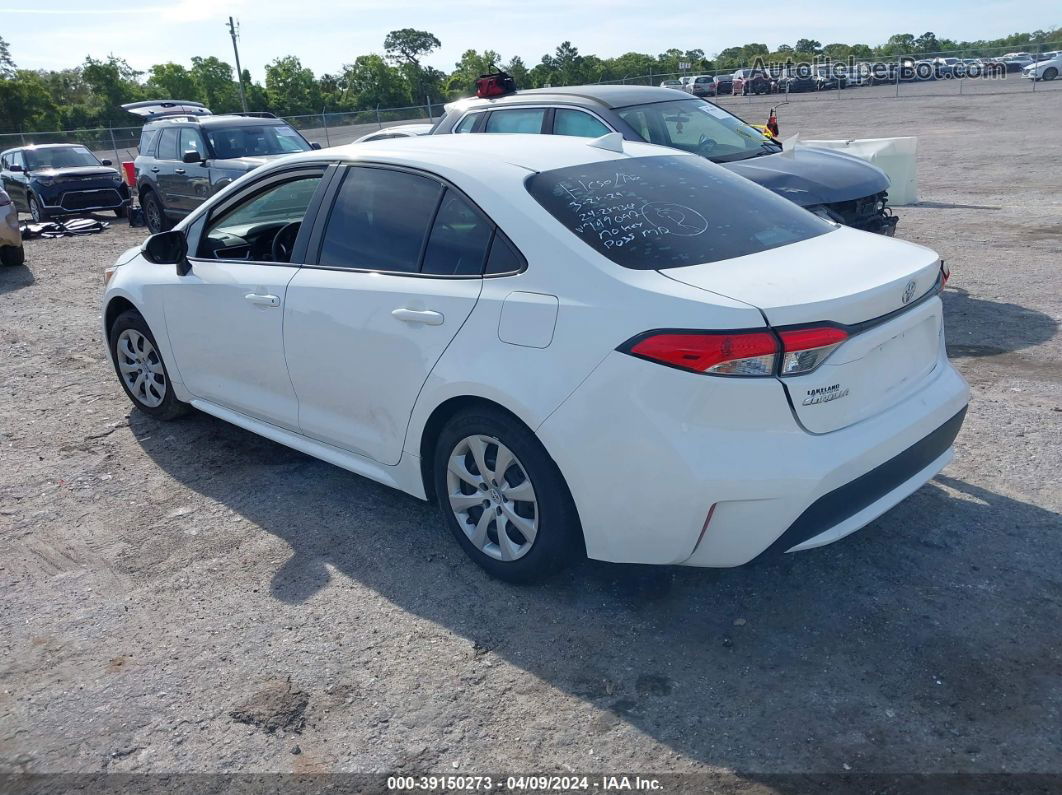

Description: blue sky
[4,0,1058,79]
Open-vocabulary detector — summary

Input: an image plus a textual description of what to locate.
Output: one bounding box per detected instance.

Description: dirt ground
[1,88,1060,787]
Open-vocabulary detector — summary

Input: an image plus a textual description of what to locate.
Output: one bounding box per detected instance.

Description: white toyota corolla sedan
[102,133,969,582]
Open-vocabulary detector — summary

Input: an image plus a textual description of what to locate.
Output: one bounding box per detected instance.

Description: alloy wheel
[116,328,167,408]
[446,434,538,562]
[29,197,41,223]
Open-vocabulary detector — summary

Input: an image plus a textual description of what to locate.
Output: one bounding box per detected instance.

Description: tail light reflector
[940,260,950,285]
[777,326,848,375]
[626,331,778,376]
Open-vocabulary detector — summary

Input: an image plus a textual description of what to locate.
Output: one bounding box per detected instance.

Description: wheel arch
[416,393,587,556]
[104,294,140,339]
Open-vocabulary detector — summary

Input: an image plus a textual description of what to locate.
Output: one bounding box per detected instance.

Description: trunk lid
[661,227,945,433]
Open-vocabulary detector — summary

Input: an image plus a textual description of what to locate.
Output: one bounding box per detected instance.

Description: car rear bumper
[537,341,969,567]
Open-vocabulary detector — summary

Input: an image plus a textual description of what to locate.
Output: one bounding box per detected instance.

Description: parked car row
[659,51,1061,94]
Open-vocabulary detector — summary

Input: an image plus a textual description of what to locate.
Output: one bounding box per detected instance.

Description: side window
[318,167,442,273]
[484,231,524,275]
[199,173,323,261]
[553,109,611,138]
[484,109,546,134]
[156,128,180,161]
[178,128,205,160]
[421,190,493,276]
[453,113,479,134]
[12,152,24,170]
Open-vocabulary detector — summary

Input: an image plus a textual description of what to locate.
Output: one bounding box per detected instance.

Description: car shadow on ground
[0,262,33,294]
[134,408,1062,775]
[942,286,1057,358]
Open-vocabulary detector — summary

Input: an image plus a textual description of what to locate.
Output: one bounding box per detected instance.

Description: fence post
[109,127,121,166]
[426,96,434,121]
[375,106,383,130]
[321,111,331,147]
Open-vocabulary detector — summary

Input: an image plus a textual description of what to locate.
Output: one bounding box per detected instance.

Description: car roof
[144,114,289,129]
[447,84,697,114]
[264,132,685,178]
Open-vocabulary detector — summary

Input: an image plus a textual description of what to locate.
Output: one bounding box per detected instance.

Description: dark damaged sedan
[433,85,897,234]
[0,144,131,221]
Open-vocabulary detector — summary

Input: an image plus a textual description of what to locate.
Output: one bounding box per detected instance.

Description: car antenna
[587,132,624,153]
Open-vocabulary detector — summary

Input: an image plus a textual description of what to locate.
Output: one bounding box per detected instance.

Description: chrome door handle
[150,167,160,172]
[244,293,280,307]
[391,308,444,326]
[175,168,186,174]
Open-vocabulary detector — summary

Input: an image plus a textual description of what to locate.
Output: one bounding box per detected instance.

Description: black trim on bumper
[756,405,968,560]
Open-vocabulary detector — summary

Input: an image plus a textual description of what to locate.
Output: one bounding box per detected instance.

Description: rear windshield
[205,124,311,158]
[525,154,833,270]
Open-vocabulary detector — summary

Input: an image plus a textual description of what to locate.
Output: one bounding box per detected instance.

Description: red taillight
[940,261,950,285]
[777,326,848,375]
[627,331,779,376]
[622,324,849,377]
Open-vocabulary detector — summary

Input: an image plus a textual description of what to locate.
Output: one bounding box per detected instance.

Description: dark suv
[0,144,131,221]
[433,85,897,234]
[124,101,318,233]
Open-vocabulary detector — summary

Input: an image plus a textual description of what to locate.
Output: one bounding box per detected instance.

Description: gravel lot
[1,89,1060,786]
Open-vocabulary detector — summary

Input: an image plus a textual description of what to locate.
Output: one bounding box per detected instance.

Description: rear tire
[141,190,170,234]
[432,407,582,583]
[109,309,189,421]
[0,245,24,267]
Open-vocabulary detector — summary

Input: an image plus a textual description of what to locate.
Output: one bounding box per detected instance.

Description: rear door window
[553,109,611,138]
[525,154,833,269]
[453,113,480,133]
[421,190,493,276]
[484,109,547,134]
[318,167,442,273]
[156,128,180,161]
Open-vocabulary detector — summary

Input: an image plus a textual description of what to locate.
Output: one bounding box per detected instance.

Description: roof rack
[231,111,278,119]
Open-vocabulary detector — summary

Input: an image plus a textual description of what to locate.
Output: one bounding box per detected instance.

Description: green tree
[793,39,822,54]
[146,63,196,100]
[265,55,320,115]
[503,56,530,88]
[190,56,239,113]
[81,56,143,124]
[0,36,15,79]
[446,49,502,94]
[0,70,60,132]
[879,34,916,56]
[341,55,409,108]
[383,29,441,67]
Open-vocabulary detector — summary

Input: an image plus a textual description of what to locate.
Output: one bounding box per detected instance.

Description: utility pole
[227,16,248,113]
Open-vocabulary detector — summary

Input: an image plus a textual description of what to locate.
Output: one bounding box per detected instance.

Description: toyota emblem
[901,280,917,305]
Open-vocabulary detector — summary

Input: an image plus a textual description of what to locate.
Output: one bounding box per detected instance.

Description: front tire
[1044,67,1058,81]
[433,407,582,583]
[28,196,46,223]
[114,205,129,219]
[109,310,189,421]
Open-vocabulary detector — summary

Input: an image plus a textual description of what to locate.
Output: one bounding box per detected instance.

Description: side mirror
[9,164,22,173]
[101,159,113,166]
[142,230,191,276]
[311,142,322,150]
[182,150,204,164]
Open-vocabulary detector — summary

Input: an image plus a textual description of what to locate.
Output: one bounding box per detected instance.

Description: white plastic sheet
[803,137,919,205]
